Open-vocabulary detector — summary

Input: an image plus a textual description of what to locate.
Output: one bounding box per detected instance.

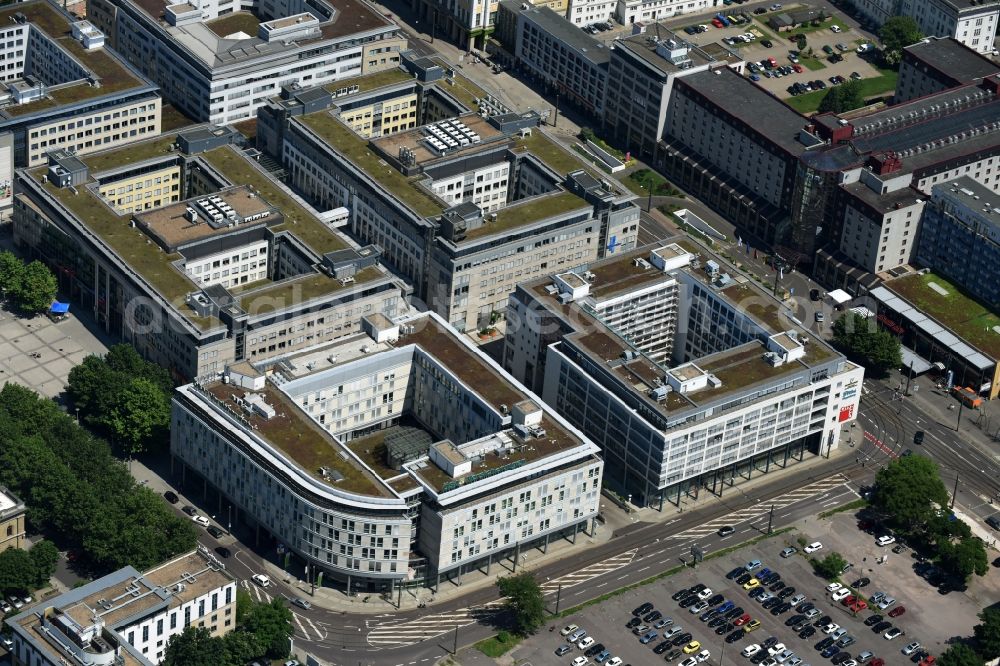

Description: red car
[888,606,906,618]
[871,660,885,666]
[712,17,724,27]
[734,613,751,626]
[792,63,804,73]
[849,600,867,613]
[919,657,935,666]
[841,595,856,606]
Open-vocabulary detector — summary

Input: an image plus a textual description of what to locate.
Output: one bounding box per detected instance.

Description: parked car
[207,525,225,538]
[163,491,179,504]
[876,535,896,547]
[804,542,823,553]
[556,643,574,655]
[182,505,197,516]
[888,606,906,618]
[780,547,797,558]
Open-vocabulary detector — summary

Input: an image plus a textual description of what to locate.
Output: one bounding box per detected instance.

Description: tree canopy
[0,251,58,314]
[68,344,174,455]
[0,383,195,574]
[975,607,1000,660]
[832,313,903,377]
[818,80,866,113]
[939,536,989,584]
[879,16,922,66]
[812,552,848,580]
[496,572,546,635]
[872,455,950,532]
[938,643,985,666]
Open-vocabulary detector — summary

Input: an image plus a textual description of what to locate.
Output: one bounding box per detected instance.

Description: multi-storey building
[0,487,25,553]
[505,242,864,507]
[614,0,714,25]
[495,2,610,116]
[915,177,1000,310]
[566,0,615,26]
[87,0,406,125]
[7,548,236,666]
[171,310,602,592]
[259,87,640,333]
[0,1,162,213]
[12,127,410,380]
[896,37,999,103]
[849,0,1000,53]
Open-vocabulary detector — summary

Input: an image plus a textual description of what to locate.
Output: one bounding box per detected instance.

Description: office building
[260,86,640,333]
[495,2,610,116]
[87,0,406,125]
[12,127,410,381]
[915,177,1000,310]
[505,242,864,507]
[7,547,236,666]
[0,1,162,213]
[896,37,999,103]
[0,487,25,553]
[614,0,714,25]
[849,0,1000,53]
[567,0,615,26]
[171,311,603,591]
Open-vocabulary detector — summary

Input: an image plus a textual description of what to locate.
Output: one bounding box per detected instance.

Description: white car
[831,589,851,602]
[680,658,698,666]
[251,574,271,587]
[822,623,840,635]
[804,542,823,554]
[697,588,713,601]
[696,650,711,663]
[578,637,595,650]
[743,644,762,658]
[607,658,623,666]
[884,628,904,641]
[831,25,842,32]
[876,535,896,546]
[572,657,589,666]
[903,642,921,655]
[767,643,786,656]
[825,582,842,593]
[191,515,210,527]
[561,624,579,637]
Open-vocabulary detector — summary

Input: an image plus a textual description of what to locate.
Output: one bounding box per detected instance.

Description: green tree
[28,540,60,588]
[939,643,984,666]
[105,378,171,458]
[812,552,848,580]
[872,455,950,533]
[13,260,57,313]
[818,87,844,113]
[796,35,807,50]
[241,598,294,659]
[819,81,867,113]
[0,548,34,593]
[496,572,546,635]
[162,627,231,666]
[0,250,24,294]
[235,588,254,623]
[832,313,903,376]
[974,607,1000,660]
[878,16,922,66]
[939,536,989,583]
[223,630,262,665]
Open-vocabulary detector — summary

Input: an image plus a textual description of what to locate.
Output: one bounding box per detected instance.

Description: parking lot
[507,512,995,666]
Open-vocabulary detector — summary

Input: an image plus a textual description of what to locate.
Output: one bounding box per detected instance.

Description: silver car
[568,629,587,643]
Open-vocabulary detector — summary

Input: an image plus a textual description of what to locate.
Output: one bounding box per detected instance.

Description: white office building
[505,243,864,508]
[850,0,1000,53]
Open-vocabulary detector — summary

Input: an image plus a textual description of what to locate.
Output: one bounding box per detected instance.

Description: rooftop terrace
[0,2,146,119]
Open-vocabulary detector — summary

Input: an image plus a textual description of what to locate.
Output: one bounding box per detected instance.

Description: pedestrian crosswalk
[366,550,638,647]
[663,474,853,540]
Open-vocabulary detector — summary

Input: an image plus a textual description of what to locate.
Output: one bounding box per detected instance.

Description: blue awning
[50,301,70,314]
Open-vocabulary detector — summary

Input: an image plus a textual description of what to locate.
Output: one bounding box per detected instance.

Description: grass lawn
[801,57,827,71]
[785,69,898,114]
[475,633,522,657]
[888,272,1000,359]
[206,11,260,37]
[625,168,683,197]
[783,19,847,36]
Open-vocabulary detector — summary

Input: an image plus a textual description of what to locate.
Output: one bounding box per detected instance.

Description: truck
[951,386,983,408]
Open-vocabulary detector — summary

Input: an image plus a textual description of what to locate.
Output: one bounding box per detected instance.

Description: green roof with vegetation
[0,2,147,119]
[238,265,383,311]
[464,191,587,241]
[888,272,1000,360]
[205,11,260,37]
[298,111,447,218]
[324,67,415,94]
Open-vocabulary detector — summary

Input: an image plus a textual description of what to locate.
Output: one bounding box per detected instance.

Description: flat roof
[0,1,149,119]
[934,175,1000,218]
[324,67,415,95]
[842,181,923,215]
[904,37,1000,83]
[617,28,714,75]
[142,550,234,611]
[677,67,808,156]
[885,271,1000,360]
[517,4,611,65]
[371,114,504,166]
[26,137,368,331]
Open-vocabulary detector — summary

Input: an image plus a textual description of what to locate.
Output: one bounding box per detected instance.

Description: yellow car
[744,619,761,633]
[743,578,761,591]
[683,641,702,654]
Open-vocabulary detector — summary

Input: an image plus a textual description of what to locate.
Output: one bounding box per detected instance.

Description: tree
[162,627,231,666]
[812,552,848,580]
[818,87,844,113]
[105,378,171,458]
[939,536,989,583]
[241,598,294,659]
[28,540,60,588]
[871,455,949,532]
[496,572,546,635]
[13,260,57,313]
[0,251,23,294]
[796,35,807,50]
[879,16,922,66]
[0,548,33,593]
[832,313,903,377]
[975,607,1000,660]
[939,644,984,666]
